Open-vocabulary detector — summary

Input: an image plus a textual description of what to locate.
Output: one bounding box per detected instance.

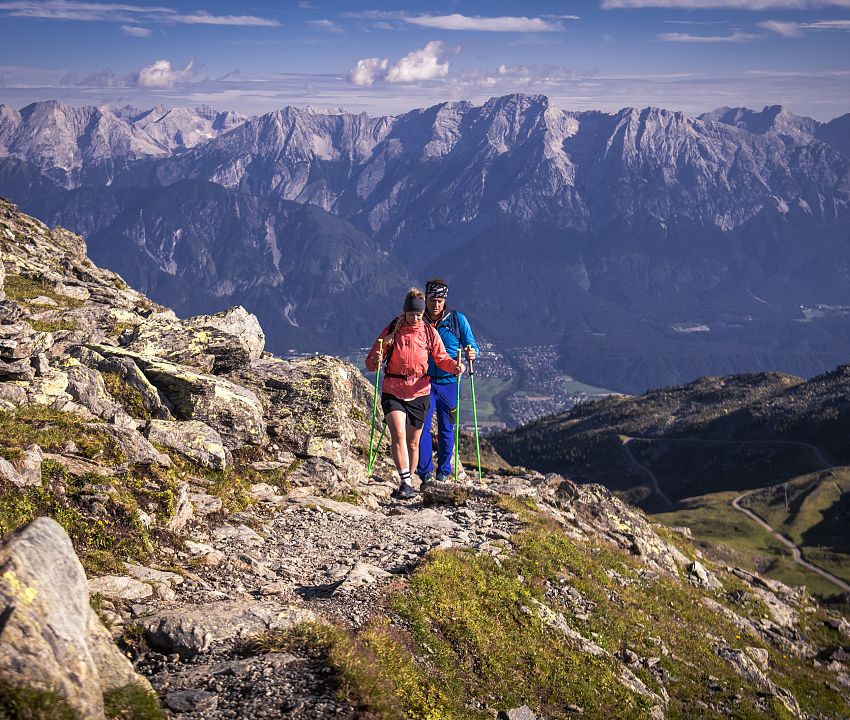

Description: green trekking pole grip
[468,345,482,481]
[454,347,462,482]
[367,338,383,473]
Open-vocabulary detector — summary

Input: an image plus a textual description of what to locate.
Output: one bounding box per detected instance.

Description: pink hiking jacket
[365,320,457,400]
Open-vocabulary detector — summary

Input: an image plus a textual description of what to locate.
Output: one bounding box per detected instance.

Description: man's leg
[434,381,457,479]
[416,389,437,480]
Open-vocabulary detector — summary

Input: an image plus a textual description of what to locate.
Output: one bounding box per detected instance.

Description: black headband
[425,281,448,298]
[404,296,426,313]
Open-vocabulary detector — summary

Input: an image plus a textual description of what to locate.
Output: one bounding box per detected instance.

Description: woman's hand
[455,361,466,376]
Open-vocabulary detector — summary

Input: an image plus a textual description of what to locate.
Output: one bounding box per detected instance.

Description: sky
[0,0,848,120]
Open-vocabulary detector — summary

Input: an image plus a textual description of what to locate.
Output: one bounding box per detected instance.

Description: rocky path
[126,481,523,718]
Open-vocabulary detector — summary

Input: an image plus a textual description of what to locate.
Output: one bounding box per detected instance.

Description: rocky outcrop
[124,306,265,374]
[145,419,228,469]
[0,518,152,718]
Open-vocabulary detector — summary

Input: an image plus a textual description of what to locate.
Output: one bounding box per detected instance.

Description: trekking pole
[454,347,462,482]
[367,339,383,473]
[368,422,387,475]
[468,346,482,481]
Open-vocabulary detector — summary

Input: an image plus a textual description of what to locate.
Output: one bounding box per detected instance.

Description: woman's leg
[386,410,409,476]
[407,423,424,480]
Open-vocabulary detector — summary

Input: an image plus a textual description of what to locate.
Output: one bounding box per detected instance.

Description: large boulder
[124,306,265,374]
[91,345,266,449]
[229,355,371,464]
[0,517,153,719]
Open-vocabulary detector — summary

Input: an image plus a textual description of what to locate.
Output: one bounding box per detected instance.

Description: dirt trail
[621,434,848,593]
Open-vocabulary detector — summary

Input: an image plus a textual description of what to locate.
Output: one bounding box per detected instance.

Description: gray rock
[92,424,171,467]
[334,562,393,595]
[686,560,723,591]
[142,601,316,657]
[165,689,219,713]
[92,346,267,449]
[63,360,130,423]
[18,443,43,486]
[288,495,372,517]
[0,518,152,718]
[88,575,154,601]
[715,645,801,716]
[212,523,264,545]
[166,483,195,533]
[124,563,184,587]
[498,707,539,720]
[125,306,264,375]
[187,491,223,517]
[0,358,35,381]
[396,508,460,531]
[146,419,228,470]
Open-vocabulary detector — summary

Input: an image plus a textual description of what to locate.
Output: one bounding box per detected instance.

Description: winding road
[731,493,850,593]
[620,435,850,593]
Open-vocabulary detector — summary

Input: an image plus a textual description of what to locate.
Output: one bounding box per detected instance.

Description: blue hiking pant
[416,380,457,479]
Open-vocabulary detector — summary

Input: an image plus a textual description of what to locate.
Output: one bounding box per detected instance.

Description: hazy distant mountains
[1,95,848,391]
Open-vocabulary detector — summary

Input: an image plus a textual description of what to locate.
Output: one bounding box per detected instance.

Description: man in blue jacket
[417,278,479,483]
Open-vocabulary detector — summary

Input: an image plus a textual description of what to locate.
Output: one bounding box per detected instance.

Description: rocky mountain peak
[700,104,820,144]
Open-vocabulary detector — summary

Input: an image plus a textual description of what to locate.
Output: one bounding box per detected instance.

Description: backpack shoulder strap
[449,310,462,341]
[382,317,400,367]
[425,321,439,354]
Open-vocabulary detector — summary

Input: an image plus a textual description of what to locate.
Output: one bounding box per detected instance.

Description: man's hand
[465,345,477,362]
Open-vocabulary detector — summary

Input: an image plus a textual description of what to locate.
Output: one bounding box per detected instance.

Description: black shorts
[381,393,430,429]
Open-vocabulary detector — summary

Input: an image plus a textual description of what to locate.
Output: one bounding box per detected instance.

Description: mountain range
[491,364,850,509]
[1,95,849,393]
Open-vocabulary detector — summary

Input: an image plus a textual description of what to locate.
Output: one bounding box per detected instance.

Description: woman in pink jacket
[366,288,464,499]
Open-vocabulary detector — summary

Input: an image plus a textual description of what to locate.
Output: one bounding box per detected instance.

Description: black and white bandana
[425,281,448,298]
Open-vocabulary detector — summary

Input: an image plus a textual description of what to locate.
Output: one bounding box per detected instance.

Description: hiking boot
[391,483,416,500]
[435,473,450,483]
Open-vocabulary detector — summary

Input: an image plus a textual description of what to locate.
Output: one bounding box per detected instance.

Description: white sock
[399,469,412,487]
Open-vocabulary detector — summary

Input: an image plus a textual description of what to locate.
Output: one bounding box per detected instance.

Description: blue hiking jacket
[427,309,479,385]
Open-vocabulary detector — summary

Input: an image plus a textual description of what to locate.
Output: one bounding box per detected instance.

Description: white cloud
[0,1,280,26]
[498,64,531,75]
[402,14,562,32]
[169,11,278,27]
[136,59,195,88]
[758,19,802,34]
[348,57,389,86]
[658,31,762,41]
[121,24,152,37]
[306,19,343,33]
[603,0,850,7]
[801,18,850,28]
[385,41,451,83]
